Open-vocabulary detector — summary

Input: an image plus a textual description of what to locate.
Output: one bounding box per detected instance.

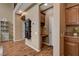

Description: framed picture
[25,18,31,39]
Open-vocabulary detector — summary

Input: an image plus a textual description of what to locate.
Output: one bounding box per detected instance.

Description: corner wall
[15,14,23,41]
[25,5,41,51]
[52,3,60,56]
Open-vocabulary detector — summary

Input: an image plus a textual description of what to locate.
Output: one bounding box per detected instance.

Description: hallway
[0,41,53,56]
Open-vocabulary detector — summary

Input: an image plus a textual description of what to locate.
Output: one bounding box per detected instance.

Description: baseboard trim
[42,42,50,46]
[25,42,40,52]
[14,39,25,42]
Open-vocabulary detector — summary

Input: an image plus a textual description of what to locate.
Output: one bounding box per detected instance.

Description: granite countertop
[64,35,79,39]
[64,35,79,43]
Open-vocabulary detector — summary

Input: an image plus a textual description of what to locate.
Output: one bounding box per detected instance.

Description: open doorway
[39,3,53,54]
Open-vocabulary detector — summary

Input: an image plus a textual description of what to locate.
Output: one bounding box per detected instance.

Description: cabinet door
[64,41,79,56]
[77,6,79,24]
[66,6,79,25]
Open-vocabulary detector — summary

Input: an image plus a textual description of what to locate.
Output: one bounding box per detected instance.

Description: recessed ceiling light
[44,3,48,6]
[18,10,23,14]
[21,12,26,16]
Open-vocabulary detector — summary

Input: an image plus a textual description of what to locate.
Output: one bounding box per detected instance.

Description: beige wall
[25,5,41,51]
[15,14,23,41]
[52,3,60,56]
[0,3,14,40]
[0,3,13,24]
[45,8,53,45]
[43,4,61,55]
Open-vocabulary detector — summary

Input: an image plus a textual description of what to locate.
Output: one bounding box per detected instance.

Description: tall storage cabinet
[0,17,9,41]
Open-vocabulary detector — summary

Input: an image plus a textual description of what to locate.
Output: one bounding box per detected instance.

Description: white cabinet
[2,32,9,41]
[0,17,9,41]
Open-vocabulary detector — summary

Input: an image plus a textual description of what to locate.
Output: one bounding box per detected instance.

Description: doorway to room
[39,3,53,51]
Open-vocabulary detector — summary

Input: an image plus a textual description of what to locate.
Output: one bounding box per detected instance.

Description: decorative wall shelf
[0,17,9,41]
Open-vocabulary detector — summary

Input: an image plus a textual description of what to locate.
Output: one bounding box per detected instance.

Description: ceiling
[40,3,53,12]
[15,3,35,14]
[17,3,34,11]
[15,3,53,15]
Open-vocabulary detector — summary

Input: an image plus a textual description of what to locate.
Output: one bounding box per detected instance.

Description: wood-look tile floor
[0,41,53,56]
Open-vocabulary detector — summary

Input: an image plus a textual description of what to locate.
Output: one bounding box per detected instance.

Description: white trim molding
[25,42,40,52]
[14,39,25,42]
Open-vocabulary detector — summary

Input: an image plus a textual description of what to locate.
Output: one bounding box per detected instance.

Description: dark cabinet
[65,3,79,8]
[66,5,79,25]
[64,4,79,56]
[64,37,79,56]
